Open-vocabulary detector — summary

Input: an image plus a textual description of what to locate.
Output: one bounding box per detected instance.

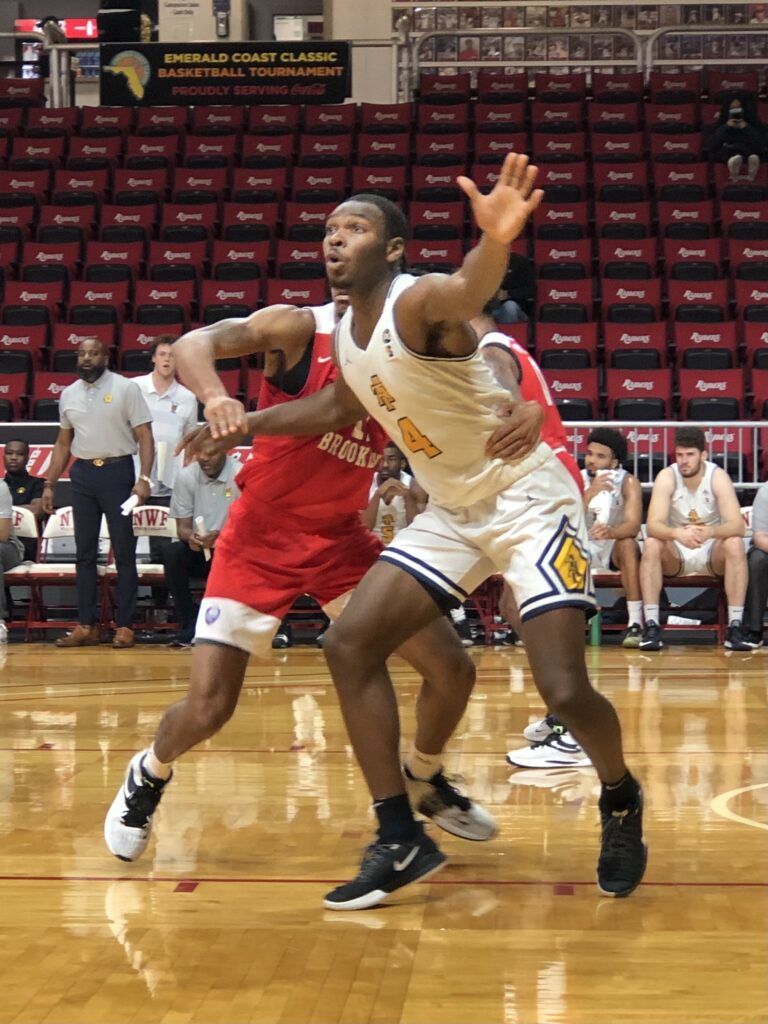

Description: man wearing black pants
[164,444,240,647]
[743,481,768,648]
[42,339,155,649]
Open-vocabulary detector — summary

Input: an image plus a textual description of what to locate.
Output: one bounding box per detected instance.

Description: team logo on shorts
[538,518,589,594]
[205,606,221,625]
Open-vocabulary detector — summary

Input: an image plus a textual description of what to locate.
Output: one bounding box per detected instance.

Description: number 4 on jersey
[397,416,442,459]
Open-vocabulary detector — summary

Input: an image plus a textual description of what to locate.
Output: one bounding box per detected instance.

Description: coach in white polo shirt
[164,443,240,647]
[134,336,198,590]
[42,338,154,649]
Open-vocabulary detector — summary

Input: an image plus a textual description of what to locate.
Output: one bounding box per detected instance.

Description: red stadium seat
[182,134,237,169]
[410,201,465,241]
[52,168,109,204]
[650,132,703,163]
[668,279,729,322]
[230,167,286,204]
[649,71,701,104]
[136,106,188,134]
[418,72,472,104]
[357,134,409,167]
[645,102,699,134]
[0,168,50,203]
[418,103,469,134]
[30,371,76,420]
[602,278,662,322]
[751,367,768,417]
[595,200,651,239]
[657,200,715,240]
[68,280,129,325]
[533,201,589,241]
[10,136,65,170]
[473,132,526,166]
[663,238,722,280]
[291,166,346,203]
[297,133,352,168]
[534,239,591,280]
[531,132,586,163]
[283,201,335,242]
[534,72,587,102]
[598,238,657,279]
[0,373,26,420]
[265,279,326,306]
[147,240,207,282]
[83,240,144,283]
[536,279,593,322]
[51,322,116,371]
[0,323,47,370]
[653,162,708,201]
[275,240,324,279]
[673,322,737,370]
[79,106,133,136]
[476,71,528,104]
[603,322,668,369]
[210,239,269,280]
[411,166,461,203]
[172,167,228,203]
[160,202,218,242]
[241,134,293,169]
[351,165,406,200]
[99,203,155,245]
[134,279,194,325]
[474,102,526,134]
[220,202,278,242]
[734,280,768,322]
[200,279,260,322]
[531,101,583,134]
[541,368,599,419]
[588,102,641,134]
[591,133,644,163]
[729,239,768,280]
[706,70,759,102]
[124,135,179,170]
[404,239,463,274]
[537,163,587,203]
[190,105,243,134]
[534,322,598,368]
[605,368,673,419]
[679,368,745,419]
[743,323,768,373]
[414,133,467,168]
[359,102,412,134]
[247,105,300,136]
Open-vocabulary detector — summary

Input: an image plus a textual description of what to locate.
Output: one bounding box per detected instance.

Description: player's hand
[583,476,614,504]
[379,478,409,504]
[457,152,545,245]
[176,422,245,465]
[486,399,543,461]
[130,477,151,506]
[203,394,248,440]
[676,525,701,549]
[590,523,612,541]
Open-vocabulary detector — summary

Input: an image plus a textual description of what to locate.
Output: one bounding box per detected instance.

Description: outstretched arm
[395,153,544,354]
[173,305,316,440]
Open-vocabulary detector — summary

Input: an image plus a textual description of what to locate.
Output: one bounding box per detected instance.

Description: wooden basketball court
[0,641,766,1023]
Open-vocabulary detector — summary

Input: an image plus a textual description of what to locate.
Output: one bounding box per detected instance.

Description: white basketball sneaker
[404,765,497,841]
[522,713,565,743]
[506,731,592,769]
[104,750,172,862]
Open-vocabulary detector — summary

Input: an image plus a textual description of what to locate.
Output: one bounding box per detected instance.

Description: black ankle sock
[600,772,640,811]
[374,793,420,844]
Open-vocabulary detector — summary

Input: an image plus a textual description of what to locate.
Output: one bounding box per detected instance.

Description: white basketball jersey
[336,273,553,510]
[668,460,721,528]
[368,471,412,544]
[582,467,627,528]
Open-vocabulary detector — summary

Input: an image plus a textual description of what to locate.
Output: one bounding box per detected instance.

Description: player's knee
[723,535,746,560]
[641,536,662,560]
[322,621,373,673]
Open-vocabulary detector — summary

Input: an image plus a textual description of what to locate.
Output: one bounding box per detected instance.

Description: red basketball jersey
[237,303,387,523]
[480,331,583,492]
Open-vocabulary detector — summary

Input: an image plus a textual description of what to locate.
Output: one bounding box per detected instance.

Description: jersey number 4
[397,416,442,459]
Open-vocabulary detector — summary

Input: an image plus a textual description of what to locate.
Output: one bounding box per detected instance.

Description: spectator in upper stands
[43,338,154,649]
[2,439,45,560]
[164,442,240,648]
[582,428,644,648]
[134,337,198,609]
[0,477,24,642]
[742,481,768,648]
[710,93,767,182]
[639,427,754,651]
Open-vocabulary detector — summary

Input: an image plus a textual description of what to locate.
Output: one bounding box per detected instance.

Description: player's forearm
[608,521,641,541]
[246,384,363,437]
[173,319,253,402]
[360,497,379,530]
[710,518,745,540]
[752,530,768,553]
[445,235,511,321]
[646,518,678,541]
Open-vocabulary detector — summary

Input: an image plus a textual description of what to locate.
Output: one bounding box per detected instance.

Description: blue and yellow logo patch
[550,532,589,592]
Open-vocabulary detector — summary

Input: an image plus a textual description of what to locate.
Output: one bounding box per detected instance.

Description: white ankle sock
[728,606,744,625]
[644,605,660,625]
[406,746,443,781]
[144,746,173,780]
[627,601,643,627]
[450,606,466,623]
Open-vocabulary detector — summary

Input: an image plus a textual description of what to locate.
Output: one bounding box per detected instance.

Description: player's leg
[318,519,495,843]
[320,518,490,910]
[612,538,643,647]
[711,537,752,649]
[640,538,681,649]
[497,460,645,896]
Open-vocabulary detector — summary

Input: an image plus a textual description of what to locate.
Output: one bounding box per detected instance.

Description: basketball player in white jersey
[200,153,647,909]
[362,441,417,544]
[639,426,752,651]
[582,427,644,648]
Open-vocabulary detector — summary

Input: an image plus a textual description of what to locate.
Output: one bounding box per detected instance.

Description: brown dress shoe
[56,624,100,648]
[112,627,135,649]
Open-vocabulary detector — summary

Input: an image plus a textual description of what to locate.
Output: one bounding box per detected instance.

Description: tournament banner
[100,41,351,106]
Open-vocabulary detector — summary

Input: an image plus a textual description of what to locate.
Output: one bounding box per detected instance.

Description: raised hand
[203,394,248,441]
[457,152,544,245]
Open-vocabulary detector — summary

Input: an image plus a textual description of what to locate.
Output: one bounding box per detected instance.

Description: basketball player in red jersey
[105,288,539,863]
